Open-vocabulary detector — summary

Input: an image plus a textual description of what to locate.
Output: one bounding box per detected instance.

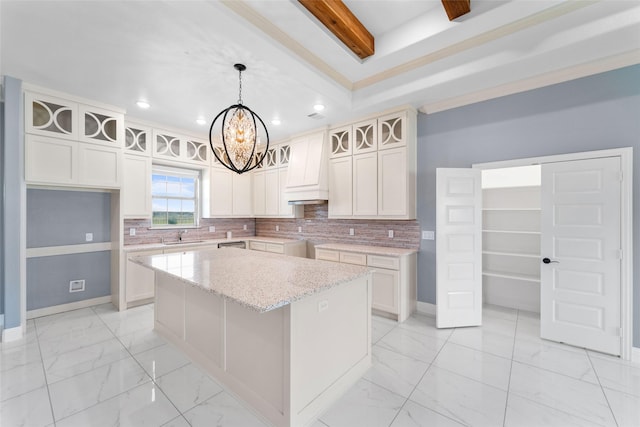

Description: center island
[132,247,372,427]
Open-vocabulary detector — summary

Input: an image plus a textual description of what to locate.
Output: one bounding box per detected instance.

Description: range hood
[284,130,329,205]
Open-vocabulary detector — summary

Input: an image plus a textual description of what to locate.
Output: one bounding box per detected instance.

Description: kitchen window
[151,165,200,227]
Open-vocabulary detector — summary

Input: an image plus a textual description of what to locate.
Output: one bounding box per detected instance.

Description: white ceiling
[1,0,639,142]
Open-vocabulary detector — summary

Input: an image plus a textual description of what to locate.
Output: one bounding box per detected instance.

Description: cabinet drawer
[340,252,367,266]
[316,248,340,262]
[368,255,399,270]
[249,241,266,251]
[265,243,284,254]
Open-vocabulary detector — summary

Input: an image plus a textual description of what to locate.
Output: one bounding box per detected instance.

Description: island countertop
[131,247,371,312]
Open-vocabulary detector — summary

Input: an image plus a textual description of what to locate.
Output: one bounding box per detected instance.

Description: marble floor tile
[37,323,115,360]
[509,361,616,426]
[390,400,464,427]
[55,382,179,427]
[377,326,447,364]
[0,385,54,427]
[133,343,191,380]
[42,336,131,384]
[162,415,192,427]
[482,304,519,322]
[117,327,167,355]
[155,363,224,412]
[448,325,515,359]
[183,391,270,427]
[364,345,429,397]
[372,316,398,343]
[602,387,640,427]
[433,342,512,391]
[397,314,454,340]
[0,360,46,402]
[513,336,598,384]
[504,394,606,427]
[0,340,42,372]
[48,357,151,420]
[103,309,155,337]
[409,366,507,427]
[92,302,152,323]
[476,315,517,336]
[319,378,406,427]
[589,353,640,397]
[35,313,106,343]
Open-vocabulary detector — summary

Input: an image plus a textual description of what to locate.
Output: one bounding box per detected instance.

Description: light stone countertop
[123,236,304,252]
[131,247,371,312]
[314,243,417,257]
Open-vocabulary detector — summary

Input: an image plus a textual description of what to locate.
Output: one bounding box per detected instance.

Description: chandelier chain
[237,68,243,105]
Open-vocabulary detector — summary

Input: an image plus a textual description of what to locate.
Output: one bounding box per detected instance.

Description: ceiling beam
[298,0,374,60]
[441,0,471,21]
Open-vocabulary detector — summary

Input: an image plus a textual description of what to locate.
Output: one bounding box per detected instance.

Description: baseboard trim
[416,301,436,317]
[632,346,640,364]
[27,295,112,319]
[2,325,24,342]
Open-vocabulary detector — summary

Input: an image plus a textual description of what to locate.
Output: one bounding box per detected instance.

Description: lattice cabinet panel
[378,111,407,149]
[185,138,209,164]
[329,126,352,158]
[79,104,124,147]
[353,119,377,154]
[124,123,151,156]
[153,130,182,160]
[278,143,291,167]
[264,146,278,168]
[25,92,78,140]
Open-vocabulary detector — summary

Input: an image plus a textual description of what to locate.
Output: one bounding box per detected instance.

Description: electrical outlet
[349,228,354,236]
[129,228,136,236]
[209,226,215,232]
[243,224,247,231]
[318,300,329,312]
[85,233,93,242]
[422,230,435,240]
[298,226,302,233]
[276,225,280,232]
[388,230,394,238]
[69,279,85,293]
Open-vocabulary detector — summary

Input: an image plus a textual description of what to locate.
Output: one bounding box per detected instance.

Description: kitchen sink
[162,240,205,246]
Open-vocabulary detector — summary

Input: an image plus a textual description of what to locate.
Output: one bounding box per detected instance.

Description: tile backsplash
[124,205,420,250]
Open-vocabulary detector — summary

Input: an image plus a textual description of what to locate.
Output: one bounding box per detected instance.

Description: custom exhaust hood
[284,131,329,205]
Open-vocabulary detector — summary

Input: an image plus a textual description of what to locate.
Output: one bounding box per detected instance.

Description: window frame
[151,164,201,228]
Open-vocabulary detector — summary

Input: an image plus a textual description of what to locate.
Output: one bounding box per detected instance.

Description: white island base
[154,272,372,427]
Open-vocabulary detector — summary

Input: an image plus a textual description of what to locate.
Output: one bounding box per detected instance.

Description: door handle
[542,257,559,264]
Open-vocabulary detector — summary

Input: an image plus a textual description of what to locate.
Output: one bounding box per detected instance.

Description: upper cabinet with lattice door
[25,92,78,140]
[152,129,209,166]
[328,125,352,158]
[79,104,124,147]
[378,111,407,149]
[124,123,152,156]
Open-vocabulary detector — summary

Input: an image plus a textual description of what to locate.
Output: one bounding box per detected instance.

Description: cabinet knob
[542,257,559,264]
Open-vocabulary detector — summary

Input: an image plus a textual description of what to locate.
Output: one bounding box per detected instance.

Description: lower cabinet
[316,247,416,321]
[249,239,306,258]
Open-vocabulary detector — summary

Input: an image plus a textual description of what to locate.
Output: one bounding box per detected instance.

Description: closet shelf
[483,251,540,259]
[483,271,540,283]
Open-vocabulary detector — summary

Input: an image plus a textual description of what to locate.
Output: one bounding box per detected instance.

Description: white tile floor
[1,303,639,427]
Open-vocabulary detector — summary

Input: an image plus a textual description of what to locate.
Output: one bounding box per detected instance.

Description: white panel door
[232,172,253,216]
[353,152,377,216]
[328,157,352,217]
[541,157,621,355]
[436,168,482,328]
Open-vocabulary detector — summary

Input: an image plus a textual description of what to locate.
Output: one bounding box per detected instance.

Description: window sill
[148,225,200,230]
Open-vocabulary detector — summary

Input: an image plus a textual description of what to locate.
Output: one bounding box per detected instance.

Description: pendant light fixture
[208,63,269,174]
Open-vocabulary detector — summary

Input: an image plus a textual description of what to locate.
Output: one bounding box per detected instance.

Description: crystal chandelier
[209,64,269,174]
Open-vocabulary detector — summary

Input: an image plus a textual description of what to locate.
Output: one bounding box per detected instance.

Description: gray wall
[2,76,23,328]
[0,83,4,317]
[27,189,111,247]
[416,64,640,346]
[27,251,111,310]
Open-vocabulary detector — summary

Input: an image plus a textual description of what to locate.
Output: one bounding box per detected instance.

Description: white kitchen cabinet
[315,246,416,321]
[25,91,78,140]
[353,152,377,216]
[378,147,410,217]
[152,129,209,166]
[79,104,124,148]
[328,157,353,217]
[125,249,163,306]
[278,167,293,216]
[123,155,152,218]
[232,172,253,216]
[253,171,266,216]
[265,169,280,215]
[327,108,416,219]
[124,123,152,157]
[209,167,233,216]
[78,143,122,188]
[25,134,121,189]
[249,238,306,258]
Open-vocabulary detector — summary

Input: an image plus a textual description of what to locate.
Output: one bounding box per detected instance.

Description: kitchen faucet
[179,229,187,241]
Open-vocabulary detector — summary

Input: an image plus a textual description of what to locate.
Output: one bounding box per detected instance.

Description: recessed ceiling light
[271,119,281,126]
[136,100,150,109]
[313,104,325,111]
[196,117,207,125]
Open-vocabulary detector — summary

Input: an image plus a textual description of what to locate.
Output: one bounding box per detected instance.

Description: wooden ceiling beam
[298,0,374,60]
[441,0,471,21]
